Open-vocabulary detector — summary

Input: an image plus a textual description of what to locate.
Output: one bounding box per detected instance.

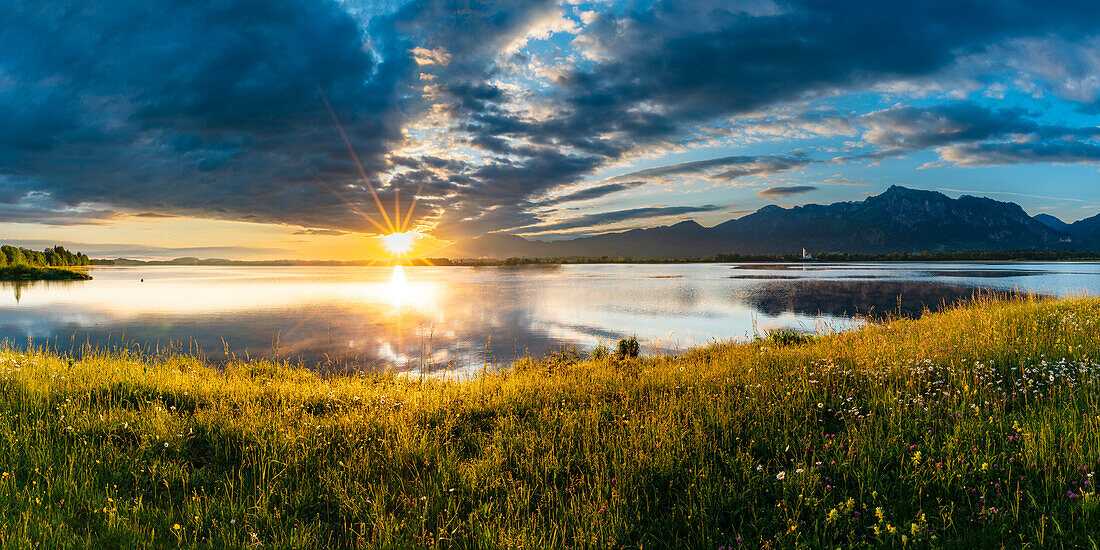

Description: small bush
[762,327,812,347]
[616,336,640,359]
[590,345,610,360]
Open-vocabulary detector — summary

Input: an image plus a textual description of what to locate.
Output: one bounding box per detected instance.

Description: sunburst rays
[318,87,426,258]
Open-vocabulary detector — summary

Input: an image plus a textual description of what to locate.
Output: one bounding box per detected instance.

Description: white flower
[776,471,786,481]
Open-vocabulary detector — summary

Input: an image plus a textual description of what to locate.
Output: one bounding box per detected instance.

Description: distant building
[801,247,814,260]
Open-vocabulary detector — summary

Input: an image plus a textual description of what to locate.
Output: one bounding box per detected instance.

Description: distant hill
[443,186,1090,259]
[1063,212,1100,245]
[1034,213,1071,232]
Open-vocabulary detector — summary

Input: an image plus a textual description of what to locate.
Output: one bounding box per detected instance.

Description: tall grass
[1,294,1098,548]
[0,265,90,281]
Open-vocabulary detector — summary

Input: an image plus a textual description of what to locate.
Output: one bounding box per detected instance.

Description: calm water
[2,262,1097,374]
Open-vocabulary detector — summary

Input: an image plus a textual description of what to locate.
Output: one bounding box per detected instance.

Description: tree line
[0,245,91,268]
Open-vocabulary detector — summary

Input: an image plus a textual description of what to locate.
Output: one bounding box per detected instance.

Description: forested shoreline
[0,245,92,281]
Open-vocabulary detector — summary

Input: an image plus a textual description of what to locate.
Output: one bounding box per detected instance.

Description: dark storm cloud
[0,0,411,230]
[0,189,119,225]
[534,0,1099,147]
[757,186,818,198]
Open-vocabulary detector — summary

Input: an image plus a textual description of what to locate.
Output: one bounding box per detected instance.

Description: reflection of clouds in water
[1,263,1097,373]
[742,279,1040,319]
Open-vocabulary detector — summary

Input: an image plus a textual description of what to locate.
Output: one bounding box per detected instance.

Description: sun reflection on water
[389,265,411,307]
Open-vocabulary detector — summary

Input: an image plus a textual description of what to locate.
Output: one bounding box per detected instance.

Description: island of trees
[0,245,92,281]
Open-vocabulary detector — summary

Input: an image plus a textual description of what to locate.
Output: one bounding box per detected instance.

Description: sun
[379,231,419,256]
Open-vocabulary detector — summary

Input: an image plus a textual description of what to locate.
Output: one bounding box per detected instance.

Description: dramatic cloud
[290,228,349,236]
[610,154,814,184]
[3,240,293,260]
[0,0,409,231]
[757,186,818,198]
[519,205,728,234]
[536,181,647,207]
[4,0,1100,242]
[938,141,1100,166]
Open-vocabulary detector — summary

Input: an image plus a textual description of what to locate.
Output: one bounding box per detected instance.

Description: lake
[2,262,1097,375]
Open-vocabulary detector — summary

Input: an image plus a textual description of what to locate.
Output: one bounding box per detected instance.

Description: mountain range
[442,186,1100,259]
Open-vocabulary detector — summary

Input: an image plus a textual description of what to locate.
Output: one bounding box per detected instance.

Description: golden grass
[0,294,1098,548]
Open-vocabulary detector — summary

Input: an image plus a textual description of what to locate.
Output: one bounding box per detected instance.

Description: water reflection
[742,279,1039,318]
[389,265,410,307]
[0,262,1097,373]
[3,279,83,303]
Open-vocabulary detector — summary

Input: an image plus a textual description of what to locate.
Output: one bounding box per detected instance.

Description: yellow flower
[173,524,181,530]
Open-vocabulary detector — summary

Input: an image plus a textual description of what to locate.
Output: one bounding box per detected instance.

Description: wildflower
[776,471,786,481]
[173,524,181,530]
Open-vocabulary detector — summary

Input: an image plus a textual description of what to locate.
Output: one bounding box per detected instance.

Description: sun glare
[380,231,419,256]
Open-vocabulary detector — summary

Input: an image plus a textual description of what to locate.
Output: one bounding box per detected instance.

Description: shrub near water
[0,295,1099,548]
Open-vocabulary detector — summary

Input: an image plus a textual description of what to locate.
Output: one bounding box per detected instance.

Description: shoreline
[0,265,91,281]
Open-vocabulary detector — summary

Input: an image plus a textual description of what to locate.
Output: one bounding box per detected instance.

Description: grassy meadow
[0,295,1098,548]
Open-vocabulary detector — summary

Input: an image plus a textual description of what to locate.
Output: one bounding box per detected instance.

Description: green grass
[0,265,91,281]
[1,295,1099,548]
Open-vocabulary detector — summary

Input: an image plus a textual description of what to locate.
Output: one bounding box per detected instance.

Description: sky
[2,0,1100,259]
